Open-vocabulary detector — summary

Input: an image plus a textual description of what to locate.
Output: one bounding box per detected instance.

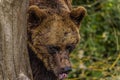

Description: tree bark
[0,0,33,80]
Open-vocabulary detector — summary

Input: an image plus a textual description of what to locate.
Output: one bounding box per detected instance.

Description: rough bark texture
[0,0,33,80]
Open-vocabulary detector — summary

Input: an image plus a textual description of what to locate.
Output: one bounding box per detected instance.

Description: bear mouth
[55,67,72,79]
[59,73,68,80]
[58,72,68,80]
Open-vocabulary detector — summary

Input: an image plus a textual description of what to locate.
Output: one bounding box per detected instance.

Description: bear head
[27,5,86,80]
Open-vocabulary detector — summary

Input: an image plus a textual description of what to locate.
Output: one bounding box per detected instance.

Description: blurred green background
[67,0,120,80]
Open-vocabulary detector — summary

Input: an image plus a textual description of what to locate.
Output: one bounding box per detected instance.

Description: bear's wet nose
[62,67,72,73]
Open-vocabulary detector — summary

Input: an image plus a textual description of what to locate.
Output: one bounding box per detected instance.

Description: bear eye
[66,44,75,53]
[47,45,60,54]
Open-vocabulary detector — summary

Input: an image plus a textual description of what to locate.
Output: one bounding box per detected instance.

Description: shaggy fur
[27,0,86,80]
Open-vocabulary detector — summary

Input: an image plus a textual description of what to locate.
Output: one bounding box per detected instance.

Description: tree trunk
[0,0,33,80]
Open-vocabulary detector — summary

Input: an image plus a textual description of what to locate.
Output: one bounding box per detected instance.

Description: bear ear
[28,5,46,28]
[70,6,86,26]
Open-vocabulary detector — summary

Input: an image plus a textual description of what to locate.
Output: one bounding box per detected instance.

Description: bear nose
[62,67,72,73]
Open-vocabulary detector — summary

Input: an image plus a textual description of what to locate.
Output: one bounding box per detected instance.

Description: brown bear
[27,0,86,80]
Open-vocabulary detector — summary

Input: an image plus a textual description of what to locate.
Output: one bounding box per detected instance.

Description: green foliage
[67,0,120,80]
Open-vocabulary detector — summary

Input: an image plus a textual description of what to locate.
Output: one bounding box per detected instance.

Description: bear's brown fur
[27,0,86,80]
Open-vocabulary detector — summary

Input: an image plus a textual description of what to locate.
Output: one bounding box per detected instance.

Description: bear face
[27,5,86,80]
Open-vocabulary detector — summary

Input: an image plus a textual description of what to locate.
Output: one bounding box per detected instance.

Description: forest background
[67,0,120,80]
